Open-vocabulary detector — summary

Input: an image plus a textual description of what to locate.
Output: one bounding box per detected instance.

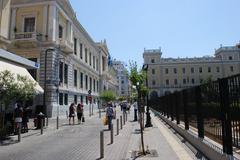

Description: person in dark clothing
[22,107,30,133]
[106,102,114,130]
[69,103,75,125]
[76,103,83,124]
[14,103,23,134]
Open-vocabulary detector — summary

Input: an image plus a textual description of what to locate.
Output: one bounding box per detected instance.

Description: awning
[0,60,44,94]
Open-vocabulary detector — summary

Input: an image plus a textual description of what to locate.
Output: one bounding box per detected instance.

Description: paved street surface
[0,107,200,160]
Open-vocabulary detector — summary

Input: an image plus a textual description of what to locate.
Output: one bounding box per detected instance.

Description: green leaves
[0,70,37,109]
[100,90,116,103]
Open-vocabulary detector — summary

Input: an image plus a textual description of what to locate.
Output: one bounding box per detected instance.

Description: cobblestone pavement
[0,107,198,160]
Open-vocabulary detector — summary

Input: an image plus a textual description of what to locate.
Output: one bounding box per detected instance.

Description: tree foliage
[0,70,37,109]
[99,90,116,103]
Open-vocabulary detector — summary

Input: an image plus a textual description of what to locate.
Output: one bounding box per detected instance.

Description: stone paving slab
[0,107,199,160]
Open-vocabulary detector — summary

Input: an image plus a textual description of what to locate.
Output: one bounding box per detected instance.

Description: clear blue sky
[70,0,240,66]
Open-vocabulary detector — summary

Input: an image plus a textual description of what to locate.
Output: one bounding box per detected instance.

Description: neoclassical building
[0,0,118,117]
[143,44,240,98]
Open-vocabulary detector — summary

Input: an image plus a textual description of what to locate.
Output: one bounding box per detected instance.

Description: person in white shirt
[133,100,138,121]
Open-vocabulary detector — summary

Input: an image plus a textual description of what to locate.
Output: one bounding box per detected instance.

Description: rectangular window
[80,95,83,103]
[74,69,77,87]
[152,80,156,85]
[192,78,195,84]
[174,68,177,74]
[80,43,83,59]
[183,79,186,84]
[64,93,68,105]
[199,67,202,73]
[93,56,95,69]
[90,77,92,91]
[59,25,63,38]
[93,79,96,92]
[74,95,77,104]
[96,59,99,71]
[64,64,68,84]
[152,69,155,75]
[208,67,211,73]
[191,67,194,73]
[85,75,88,90]
[59,62,63,83]
[85,48,88,63]
[97,80,99,92]
[200,79,203,84]
[165,68,168,74]
[80,72,83,88]
[151,59,155,63]
[174,79,177,85]
[182,68,186,74]
[59,93,63,105]
[89,52,92,66]
[24,17,35,32]
[229,56,233,60]
[74,38,77,55]
[166,79,169,85]
[216,66,220,72]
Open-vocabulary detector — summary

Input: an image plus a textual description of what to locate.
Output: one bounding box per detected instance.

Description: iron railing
[149,74,240,155]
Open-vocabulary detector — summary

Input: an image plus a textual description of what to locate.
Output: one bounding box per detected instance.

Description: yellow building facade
[143,45,240,98]
[0,0,113,117]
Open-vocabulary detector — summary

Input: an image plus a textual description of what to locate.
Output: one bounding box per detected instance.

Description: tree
[128,61,148,155]
[0,70,36,129]
[99,90,116,103]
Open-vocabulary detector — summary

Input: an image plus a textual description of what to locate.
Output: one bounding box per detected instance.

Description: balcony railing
[15,32,37,40]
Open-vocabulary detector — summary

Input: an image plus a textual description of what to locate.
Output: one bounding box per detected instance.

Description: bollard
[117,119,119,135]
[99,108,101,118]
[126,113,128,122]
[100,130,104,158]
[123,113,125,125]
[89,105,91,117]
[120,116,123,129]
[18,123,21,142]
[92,103,94,116]
[56,116,59,129]
[110,124,113,144]
[41,118,43,135]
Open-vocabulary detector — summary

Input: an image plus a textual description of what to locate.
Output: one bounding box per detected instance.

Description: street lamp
[43,48,55,127]
[142,64,152,127]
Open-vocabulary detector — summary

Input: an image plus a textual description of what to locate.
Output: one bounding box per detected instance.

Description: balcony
[13,32,45,48]
[59,38,74,53]
[15,32,38,40]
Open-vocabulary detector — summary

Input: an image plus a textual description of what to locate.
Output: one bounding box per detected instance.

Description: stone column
[10,8,17,39]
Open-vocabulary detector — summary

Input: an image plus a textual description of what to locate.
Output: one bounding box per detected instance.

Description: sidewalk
[0,107,198,160]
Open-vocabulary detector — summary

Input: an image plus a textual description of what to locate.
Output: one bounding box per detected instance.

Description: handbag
[102,116,108,125]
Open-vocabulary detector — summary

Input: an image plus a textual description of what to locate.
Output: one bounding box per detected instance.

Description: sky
[69,0,240,66]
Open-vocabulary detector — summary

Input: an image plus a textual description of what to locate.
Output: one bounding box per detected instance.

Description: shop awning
[0,60,44,94]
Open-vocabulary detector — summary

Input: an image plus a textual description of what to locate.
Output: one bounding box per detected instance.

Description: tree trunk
[138,97,145,155]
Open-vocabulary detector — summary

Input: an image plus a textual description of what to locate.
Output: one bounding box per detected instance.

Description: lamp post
[43,48,55,126]
[142,64,152,127]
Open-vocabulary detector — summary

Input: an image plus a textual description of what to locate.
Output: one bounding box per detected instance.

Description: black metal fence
[149,74,240,155]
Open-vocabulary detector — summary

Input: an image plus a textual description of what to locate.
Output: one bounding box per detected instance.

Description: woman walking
[69,103,75,125]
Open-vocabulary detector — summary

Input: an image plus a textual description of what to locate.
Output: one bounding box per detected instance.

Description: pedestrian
[133,100,138,121]
[106,102,114,130]
[14,103,23,134]
[69,103,75,125]
[76,103,83,124]
[22,107,30,133]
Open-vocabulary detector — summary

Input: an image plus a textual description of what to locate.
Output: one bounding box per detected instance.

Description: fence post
[183,90,189,130]
[175,92,180,124]
[195,86,204,138]
[170,94,174,121]
[219,78,233,155]
[41,118,43,135]
[100,130,104,158]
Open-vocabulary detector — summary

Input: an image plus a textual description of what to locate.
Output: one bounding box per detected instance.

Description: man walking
[106,102,114,130]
